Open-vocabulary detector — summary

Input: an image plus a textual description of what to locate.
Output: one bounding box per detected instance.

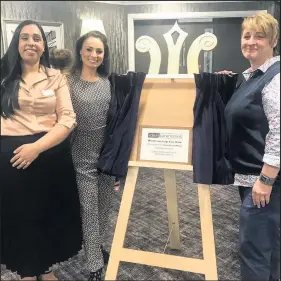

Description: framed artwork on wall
[1,19,65,54]
[127,10,267,77]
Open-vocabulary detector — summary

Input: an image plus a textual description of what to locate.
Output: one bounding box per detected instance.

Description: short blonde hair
[242,12,279,46]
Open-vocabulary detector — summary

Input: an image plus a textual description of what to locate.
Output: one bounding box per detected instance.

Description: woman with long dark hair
[67,31,114,281]
[0,20,82,280]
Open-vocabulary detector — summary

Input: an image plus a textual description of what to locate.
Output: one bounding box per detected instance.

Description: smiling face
[18,24,45,65]
[80,36,105,69]
[241,13,278,66]
[241,29,276,63]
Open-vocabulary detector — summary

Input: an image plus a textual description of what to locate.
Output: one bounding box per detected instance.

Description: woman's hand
[10,143,41,169]
[252,178,272,208]
[215,70,233,75]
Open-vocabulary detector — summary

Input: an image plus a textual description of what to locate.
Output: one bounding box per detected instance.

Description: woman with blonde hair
[219,12,280,280]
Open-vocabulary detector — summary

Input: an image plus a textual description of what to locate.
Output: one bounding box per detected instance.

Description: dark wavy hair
[1,20,50,119]
[70,30,110,77]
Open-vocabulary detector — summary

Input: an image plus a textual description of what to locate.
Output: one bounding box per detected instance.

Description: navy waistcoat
[225,61,280,176]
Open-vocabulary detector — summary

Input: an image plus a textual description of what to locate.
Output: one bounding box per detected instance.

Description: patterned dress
[68,74,115,272]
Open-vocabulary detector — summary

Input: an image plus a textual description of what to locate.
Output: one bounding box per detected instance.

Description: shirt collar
[243,56,280,79]
[20,66,57,91]
[39,65,57,77]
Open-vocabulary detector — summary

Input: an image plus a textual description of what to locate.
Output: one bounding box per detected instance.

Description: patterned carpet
[1,168,241,280]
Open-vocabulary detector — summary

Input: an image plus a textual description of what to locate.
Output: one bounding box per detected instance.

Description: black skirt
[0,133,82,278]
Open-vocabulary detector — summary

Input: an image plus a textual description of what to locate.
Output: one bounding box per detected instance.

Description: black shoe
[101,245,110,264]
[88,268,103,281]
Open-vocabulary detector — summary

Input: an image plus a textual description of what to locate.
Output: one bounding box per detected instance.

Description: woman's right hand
[11,143,41,169]
[215,70,233,75]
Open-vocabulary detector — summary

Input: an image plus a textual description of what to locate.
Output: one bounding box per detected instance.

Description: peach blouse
[1,67,76,136]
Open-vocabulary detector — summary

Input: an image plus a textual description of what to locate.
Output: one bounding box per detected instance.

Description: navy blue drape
[97,71,146,177]
[192,73,239,185]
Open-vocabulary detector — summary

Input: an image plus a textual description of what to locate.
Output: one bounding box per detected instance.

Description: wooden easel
[105,77,218,280]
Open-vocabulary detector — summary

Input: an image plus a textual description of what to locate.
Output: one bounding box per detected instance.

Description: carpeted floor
[1,168,241,280]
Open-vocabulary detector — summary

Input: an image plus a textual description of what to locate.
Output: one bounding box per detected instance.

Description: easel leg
[197,184,218,280]
[164,169,181,250]
[105,167,139,281]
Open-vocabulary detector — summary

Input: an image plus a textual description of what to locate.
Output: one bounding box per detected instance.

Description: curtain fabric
[192,73,239,185]
[97,71,146,177]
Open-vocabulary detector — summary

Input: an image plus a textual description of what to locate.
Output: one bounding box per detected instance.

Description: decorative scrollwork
[198,32,217,51]
[136,36,161,74]
[187,32,218,74]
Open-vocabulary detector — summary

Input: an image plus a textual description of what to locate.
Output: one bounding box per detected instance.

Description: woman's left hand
[252,179,272,208]
[10,143,41,169]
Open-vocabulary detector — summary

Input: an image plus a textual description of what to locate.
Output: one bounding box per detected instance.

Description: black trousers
[238,184,280,281]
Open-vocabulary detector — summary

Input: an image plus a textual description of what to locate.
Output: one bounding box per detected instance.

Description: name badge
[42,89,55,97]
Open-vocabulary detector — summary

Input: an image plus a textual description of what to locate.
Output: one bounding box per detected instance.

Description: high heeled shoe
[40,270,58,281]
[101,245,110,264]
[88,268,103,281]
[20,277,37,281]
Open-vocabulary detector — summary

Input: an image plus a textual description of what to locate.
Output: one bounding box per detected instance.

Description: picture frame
[127,10,267,77]
[1,19,65,54]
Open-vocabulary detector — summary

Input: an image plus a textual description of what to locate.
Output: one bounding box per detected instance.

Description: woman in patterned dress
[67,31,115,281]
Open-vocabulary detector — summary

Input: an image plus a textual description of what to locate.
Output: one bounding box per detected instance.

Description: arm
[35,124,72,153]
[260,163,279,179]
[11,74,76,169]
[35,74,76,152]
[261,73,280,177]
[252,73,280,208]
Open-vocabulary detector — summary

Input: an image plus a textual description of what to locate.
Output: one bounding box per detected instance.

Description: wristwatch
[259,173,275,186]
